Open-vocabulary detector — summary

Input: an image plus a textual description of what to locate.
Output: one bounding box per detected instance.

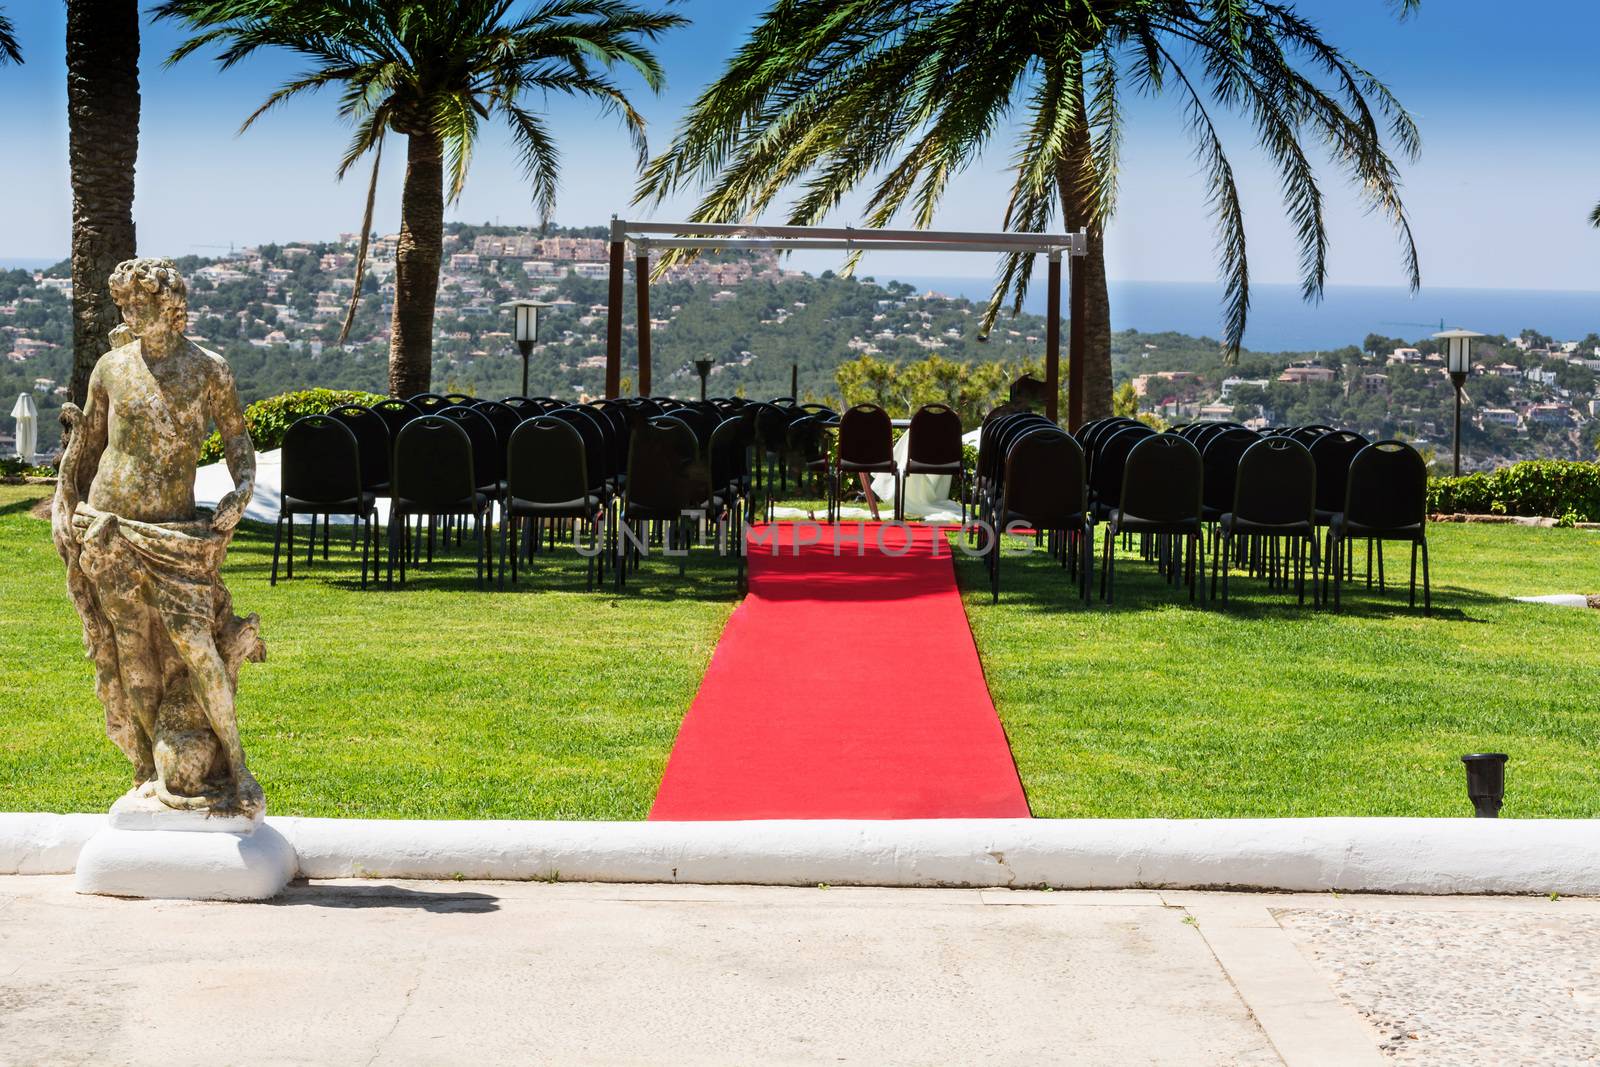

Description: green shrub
[1429,460,1600,522]
[197,388,386,465]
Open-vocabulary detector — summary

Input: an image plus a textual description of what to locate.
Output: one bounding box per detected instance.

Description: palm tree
[158,0,685,397]
[0,7,23,65]
[66,0,141,407]
[637,0,1422,419]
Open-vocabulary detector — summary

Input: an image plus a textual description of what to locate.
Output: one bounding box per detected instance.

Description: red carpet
[650,522,1030,820]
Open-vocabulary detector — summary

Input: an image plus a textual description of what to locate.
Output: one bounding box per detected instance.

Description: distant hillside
[3,223,1595,467]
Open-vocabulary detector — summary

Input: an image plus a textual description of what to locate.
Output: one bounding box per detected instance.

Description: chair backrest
[907,403,964,466]
[1200,428,1261,513]
[1309,430,1369,513]
[282,415,362,505]
[407,393,449,416]
[1081,415,1138,455]
[625,415,699,513]
[441,393,475,405]
[1002,428,1086,528]
[1288,424,1334,447]
[392,415,475,510]
[544,407,608,493]
[708,416,745,495]
[1118,434,1203,524]
[369,397,422,446]
[1344,440,1427,530]
[668,405,714,454]
[506,417,588,506]
[1089,423,1156,503]
[753,403,794,453]
[325,404,390,491]
[837,403,893,466]
[1233,437,1315,525]
[435,404,501,489]
[473,400,524,449]
[986,413,1054,495]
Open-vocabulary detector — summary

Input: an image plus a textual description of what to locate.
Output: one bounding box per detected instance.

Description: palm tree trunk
[66,0,139,408]
[1057,81,1113,422]
[388,131,443,397]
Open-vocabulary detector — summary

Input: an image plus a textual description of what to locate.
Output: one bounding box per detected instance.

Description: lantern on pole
[1433,328,1482,477]
[500,299,553,398]
[693,358,715,401]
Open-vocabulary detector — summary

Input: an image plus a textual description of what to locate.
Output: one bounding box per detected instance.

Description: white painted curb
[5,814,1600,894]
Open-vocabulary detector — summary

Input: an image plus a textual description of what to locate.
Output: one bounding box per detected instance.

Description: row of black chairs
[975,413,1430,612]
[272,392,783,590]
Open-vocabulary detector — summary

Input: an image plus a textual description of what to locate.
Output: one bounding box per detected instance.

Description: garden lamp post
[1461,752,1508,818]
[500,299,553,397]
[693,358,715,401]
[1434,328,1482,476]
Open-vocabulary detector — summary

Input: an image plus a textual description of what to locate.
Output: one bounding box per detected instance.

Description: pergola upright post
[635,241,652,397]
[605,218,625,398]
[1067,237,1086,432]
[1045,252,1062,424]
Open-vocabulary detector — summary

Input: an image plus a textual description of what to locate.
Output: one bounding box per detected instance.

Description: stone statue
[52,257,265,819]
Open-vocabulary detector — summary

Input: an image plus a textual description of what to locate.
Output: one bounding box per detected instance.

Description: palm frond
[0,9,22,66]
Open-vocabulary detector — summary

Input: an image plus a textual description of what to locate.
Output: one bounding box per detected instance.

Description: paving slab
[0,877,1280,1066]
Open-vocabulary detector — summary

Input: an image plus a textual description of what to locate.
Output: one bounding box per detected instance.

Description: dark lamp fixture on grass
[1461,752,1508,818]
[501,299,553,397]
[693,358,715,401]
[1434,328,1482,477]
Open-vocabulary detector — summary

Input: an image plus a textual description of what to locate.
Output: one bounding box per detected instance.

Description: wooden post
[635,251,651,397]
[605,238,625,398]
[1068,248,1086,432]
[1045,254,1062,423]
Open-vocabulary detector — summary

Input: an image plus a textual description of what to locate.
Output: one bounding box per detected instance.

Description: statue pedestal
[74,791,296,901]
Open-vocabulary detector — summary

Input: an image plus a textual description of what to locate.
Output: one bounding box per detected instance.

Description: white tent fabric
[9,392,37,462]
[869,428,979,522]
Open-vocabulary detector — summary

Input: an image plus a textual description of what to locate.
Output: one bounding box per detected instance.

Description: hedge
[1429,460,1600,524]
[198,388,386,465]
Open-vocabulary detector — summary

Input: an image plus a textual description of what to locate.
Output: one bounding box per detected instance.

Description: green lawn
[958,522,1600,819]
[3,481,1597,820]
[0,484,736,819]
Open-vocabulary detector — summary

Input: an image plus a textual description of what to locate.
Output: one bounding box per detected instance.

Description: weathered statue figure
[52,257,265,818]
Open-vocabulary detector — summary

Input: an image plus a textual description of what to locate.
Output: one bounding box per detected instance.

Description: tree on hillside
[67,0,140,407]
[637,0,1423,420]
[158,0,685,397]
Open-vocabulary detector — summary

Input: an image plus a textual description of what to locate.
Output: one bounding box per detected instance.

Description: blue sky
[2,0,1598,292]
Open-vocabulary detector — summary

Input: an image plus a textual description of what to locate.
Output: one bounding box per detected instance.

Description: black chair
[388,416,491,588]
[326,403,391,496]
[1201,428,1261,524]
[617,415,700,588]
[1088,423,1156,521]
[833,403,900,522]
[369,397,421,448]
[407,393,450,416]
[436,404,504,502]
[441,393,475,405]
[1213,437,1319,605]
[473,400,524,450]
[272,415,378,588]
[787,404,836,497]
[1101,434,1205,604]
[1326,440,1431,613]
[905,403,967,523]
[501,417,604,590]
[990,428,1092,602]
[1309,429,1370,584]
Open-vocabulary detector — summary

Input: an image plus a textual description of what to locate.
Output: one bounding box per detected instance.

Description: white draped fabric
[869,428,979,522]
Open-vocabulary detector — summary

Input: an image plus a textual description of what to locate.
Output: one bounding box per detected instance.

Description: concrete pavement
[3,879,1595,1065]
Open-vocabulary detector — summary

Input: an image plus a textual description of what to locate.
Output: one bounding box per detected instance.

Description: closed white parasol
[9,392,37,462]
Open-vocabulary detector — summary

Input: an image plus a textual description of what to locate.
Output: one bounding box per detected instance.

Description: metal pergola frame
[605,218,1090,427]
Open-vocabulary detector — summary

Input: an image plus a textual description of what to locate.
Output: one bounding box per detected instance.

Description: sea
[884,276,1600,353]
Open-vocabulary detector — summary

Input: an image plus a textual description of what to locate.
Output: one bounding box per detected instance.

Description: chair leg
[323,514,331,561]
[286,513,295,579]
[1421,537,1431,616]
[1409,541,1417,609]
[1221,528,1231,606]
[1378,540,1386,591]
[271,515,283,586]
[1081,525,1093,604]
[305,513,316,566]
[359,511,371,591]
[990,533,1000,603]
